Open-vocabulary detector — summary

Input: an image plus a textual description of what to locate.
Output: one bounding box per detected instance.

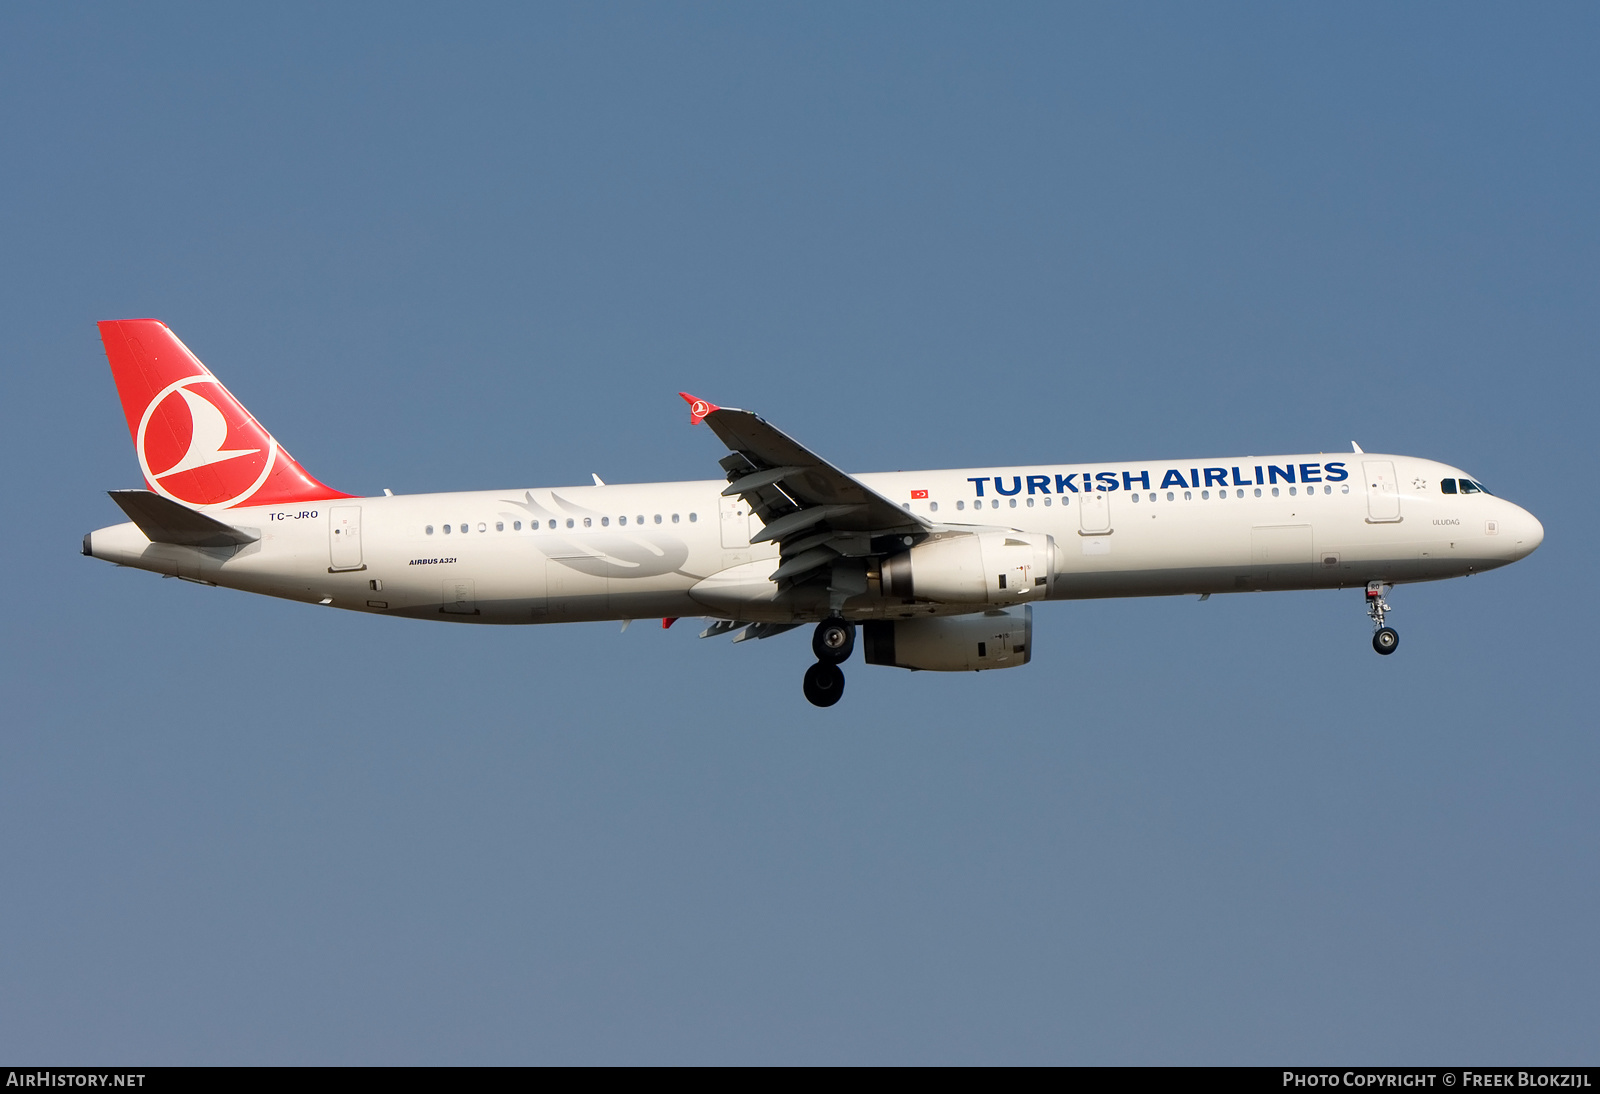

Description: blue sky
[2,2,1595,1063]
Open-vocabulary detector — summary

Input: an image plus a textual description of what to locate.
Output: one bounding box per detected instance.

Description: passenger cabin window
[513,521,521,530]
[426,525,434,535]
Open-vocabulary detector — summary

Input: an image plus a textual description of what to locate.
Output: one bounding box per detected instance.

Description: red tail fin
[98,320,352,510]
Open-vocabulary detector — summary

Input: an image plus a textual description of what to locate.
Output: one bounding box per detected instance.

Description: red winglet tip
[678,392,718,425]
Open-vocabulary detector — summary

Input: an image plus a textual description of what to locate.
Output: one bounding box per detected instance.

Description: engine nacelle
[880,530,1052,605]
[862,606,1032,672]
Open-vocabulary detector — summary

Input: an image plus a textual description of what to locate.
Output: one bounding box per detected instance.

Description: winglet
[678,392,719,425]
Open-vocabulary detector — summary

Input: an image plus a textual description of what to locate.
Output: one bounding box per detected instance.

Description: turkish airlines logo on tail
[136,375,279,508]
[100,319,352,509]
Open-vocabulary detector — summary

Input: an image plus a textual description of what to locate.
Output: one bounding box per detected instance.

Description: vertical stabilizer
[98,319,352,509]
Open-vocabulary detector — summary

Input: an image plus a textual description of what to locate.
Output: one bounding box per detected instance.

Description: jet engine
[880,530,1053,605]
[862,605,1032,672]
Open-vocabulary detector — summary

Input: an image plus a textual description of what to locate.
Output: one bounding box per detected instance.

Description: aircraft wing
[681,393,928,589]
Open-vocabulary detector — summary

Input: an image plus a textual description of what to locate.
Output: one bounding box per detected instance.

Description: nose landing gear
[804,618,856,707]
[1367,581,1399,656]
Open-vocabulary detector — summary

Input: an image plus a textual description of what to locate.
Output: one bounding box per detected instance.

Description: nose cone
[1511,506,1544,560]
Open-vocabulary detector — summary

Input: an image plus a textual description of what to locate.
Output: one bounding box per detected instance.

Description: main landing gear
[1367,581,1399,656]
[803,618,856,707]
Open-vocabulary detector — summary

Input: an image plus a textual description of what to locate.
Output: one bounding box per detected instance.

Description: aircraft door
[1078,491,1112,535]
[1363,461,1402,523]
[719,492,755,549]
[329,505,365,571]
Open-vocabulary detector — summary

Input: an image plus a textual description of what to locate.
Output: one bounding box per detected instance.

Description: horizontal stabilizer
[108,490,260,548]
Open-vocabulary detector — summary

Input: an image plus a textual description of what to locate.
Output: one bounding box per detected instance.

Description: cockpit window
[1458,479,1481,494]
[1471,479,1494,495]
[1440,479,1457,494]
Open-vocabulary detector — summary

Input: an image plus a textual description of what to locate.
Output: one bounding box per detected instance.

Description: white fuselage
[85,453,1544,624]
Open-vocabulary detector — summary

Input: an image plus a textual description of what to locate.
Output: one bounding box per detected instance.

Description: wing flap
[731,622,802,643]
[769,544,840,582]
[721,465,802,497]
[750,503,863,544]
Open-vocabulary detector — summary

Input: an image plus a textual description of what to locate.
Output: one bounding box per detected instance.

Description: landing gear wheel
[1365,583,1399,656]
[803,661,846,707]
[812,619,856,664]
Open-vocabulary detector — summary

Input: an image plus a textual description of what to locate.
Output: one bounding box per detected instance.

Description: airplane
[83,319,1545,707]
